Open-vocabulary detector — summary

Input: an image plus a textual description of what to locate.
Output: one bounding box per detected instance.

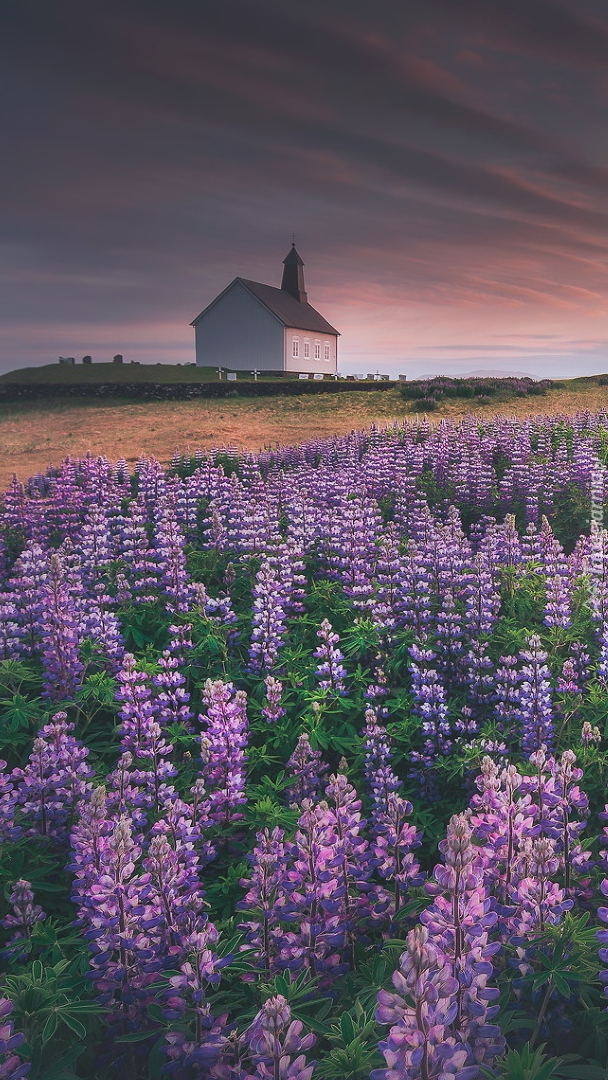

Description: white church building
[190,245,339,375]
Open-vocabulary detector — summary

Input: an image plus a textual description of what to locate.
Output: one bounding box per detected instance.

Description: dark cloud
[429,0,608,67]
[2,0,608,374]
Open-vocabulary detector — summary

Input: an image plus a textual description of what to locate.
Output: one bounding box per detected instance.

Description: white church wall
[284,328,338,374]
[194,281,284,371]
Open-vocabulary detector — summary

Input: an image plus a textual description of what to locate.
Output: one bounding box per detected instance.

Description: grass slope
[1,363,235,384]
[0,363,311,385]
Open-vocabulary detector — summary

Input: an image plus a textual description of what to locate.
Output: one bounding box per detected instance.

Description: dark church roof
[191,246,339,335]
[236,279,339,335]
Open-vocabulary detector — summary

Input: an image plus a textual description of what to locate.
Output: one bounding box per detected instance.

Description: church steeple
[281,243,307,303]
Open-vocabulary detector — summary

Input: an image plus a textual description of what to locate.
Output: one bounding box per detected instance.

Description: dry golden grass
[1,383,608,487]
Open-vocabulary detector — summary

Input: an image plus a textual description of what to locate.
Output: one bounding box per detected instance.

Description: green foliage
[314,1002,383,1080]
[482,1043,568,1080]
[3,958,104,1079]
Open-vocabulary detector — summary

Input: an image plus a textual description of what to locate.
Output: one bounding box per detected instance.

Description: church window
[314,341,321,360]
[292,337,299,358]
[304,340,310,358]
[324,341,331,361]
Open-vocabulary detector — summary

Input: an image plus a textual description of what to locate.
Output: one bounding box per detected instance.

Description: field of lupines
[5,413,608,1079]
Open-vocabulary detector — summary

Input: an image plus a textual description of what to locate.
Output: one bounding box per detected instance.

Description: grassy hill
[0,363,261,384]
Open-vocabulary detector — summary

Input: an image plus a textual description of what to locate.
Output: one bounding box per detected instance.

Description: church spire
[281,243,307,303]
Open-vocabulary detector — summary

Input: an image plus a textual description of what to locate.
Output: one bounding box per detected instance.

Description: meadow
[0,374,608,490]
[3,410,608,1078]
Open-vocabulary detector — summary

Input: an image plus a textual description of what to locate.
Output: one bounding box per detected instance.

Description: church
[190,245,339,375]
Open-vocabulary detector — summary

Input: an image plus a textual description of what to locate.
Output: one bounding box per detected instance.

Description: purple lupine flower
[78,503,114,591]
[374,926,476,1080]
[469,757,538,905]
[105,751,154,828]
[199,679,249,826]
[569,641,591,691]
[420,814,504,1068]
[0,596,25,662]
[556,658,579,695]
[238,826,289,977]
[13,714,93,839]
[463,553,501,638]
[544,573,572,630]
[242,995,316,1080]
[285,734,328,806]
[1,880,45,945]
[136,455,167,517]
[249,560,288,673]
[372,794,424,919]
[137,720,179,811]
[513,635,555,755]
[80,582,124,667]
[595,879,608,1011]
[78,815,159,1020]
[581,721,601,746]
[261,675,285,723]
[522,749,591,895]
[2,473,28,534]
[372,524,408,632]
[323,772,374,942]
[323,494,380,610]
[272,538,308,616]
[364,665,389,713]
[272,771,371,980]
[507,837,573,941]
[408,641,453,765]
[39,552,84,702]
[153,795,216,890]
[154,495,195,613]
[494,655,521,733]
[463,639,495,711]
[434,587,464,687]
[361,709,401,817]
[0,761,20,843]
[192,581,238,633]
[397,541,433,638]
[0,997,30,1080]
[142,832,204,955]
[313,619,347,696]
[47,459,85,541]
[598,621,608,688]
[116,652,160,753]
[538,517,572,629]
[69,785,114,908]
[153,624,194,731]
[118,494,159,601]
[166,622,194,665]
[163,926,229,1076]
[275,799,346,982]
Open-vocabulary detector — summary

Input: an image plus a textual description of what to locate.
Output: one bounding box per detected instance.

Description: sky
[3,0,608,378]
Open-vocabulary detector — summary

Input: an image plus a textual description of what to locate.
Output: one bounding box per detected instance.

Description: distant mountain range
[418,369,536,380]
